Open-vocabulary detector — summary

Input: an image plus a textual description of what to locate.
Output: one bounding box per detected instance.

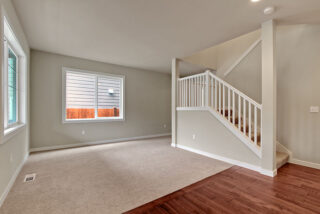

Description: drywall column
[261,20,277,176]
[171,58,179,147]
[0,9,3,143]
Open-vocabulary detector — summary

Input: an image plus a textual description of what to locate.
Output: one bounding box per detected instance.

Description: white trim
[178,72,206,81]
[0,153,28,208]
[61,67,125,123]
[260,168,277,177]
[176,144,276,177]
[3,123,26,143]
[224,38,261,77]
[176,107,207,111]
[289,158,320,170]
[30,133,171,152]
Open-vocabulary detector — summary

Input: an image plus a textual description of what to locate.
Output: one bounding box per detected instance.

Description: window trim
[1,16,27,145]
[62,67,125,123]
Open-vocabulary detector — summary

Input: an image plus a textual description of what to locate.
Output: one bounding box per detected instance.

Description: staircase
[177,70,262,157]
[177,70,289,168]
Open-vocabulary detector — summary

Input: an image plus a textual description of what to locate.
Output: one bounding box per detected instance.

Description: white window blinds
[66,72,96,109]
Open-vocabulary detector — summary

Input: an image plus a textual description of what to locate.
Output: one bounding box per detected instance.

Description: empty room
[0,0,320,213]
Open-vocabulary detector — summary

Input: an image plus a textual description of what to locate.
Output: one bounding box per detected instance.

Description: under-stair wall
[175,70,263,171]
[177,110,261,170]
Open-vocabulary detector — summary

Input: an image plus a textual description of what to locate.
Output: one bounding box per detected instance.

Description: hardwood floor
[125,164,320,214]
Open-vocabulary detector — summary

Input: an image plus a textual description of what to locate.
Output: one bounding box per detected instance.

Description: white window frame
[62,67,125,123]
[2,16,27,144]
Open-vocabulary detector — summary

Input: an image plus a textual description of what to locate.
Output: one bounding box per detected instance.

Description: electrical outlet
[192,134,196,140]
[163,124,167,128]
[81,130,85,135]
[310,106,319,113]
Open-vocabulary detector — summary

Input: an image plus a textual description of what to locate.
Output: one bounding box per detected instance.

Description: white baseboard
[0,153,29,208]
[289,158,320,169]
[30,133,171,153]
[276,143,320,170]
[176,144,277,177]
[260,168,277,177]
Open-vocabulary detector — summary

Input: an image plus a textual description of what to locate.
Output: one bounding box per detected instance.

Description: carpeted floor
[0,137,232,214]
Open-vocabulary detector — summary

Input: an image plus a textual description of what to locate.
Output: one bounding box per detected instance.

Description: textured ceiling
[12,0,320,72]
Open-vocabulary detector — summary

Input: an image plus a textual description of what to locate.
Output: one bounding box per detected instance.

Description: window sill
[62,117,125,124]
[3,123,26,143]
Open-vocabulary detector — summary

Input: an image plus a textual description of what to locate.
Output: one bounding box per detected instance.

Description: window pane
[97,76,121,118]
[8,48,17,124]
[66,72,96,119]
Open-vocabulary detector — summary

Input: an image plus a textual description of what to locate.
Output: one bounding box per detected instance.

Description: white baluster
[183,79,185,107]
[179,80,181,107]
[228,88,231,121]
[232,90,235,125]
[193,78,195,107]
[197,77,200,107]
[249,103,252,140]
[202,76,204,106]
[188,79,191,107]
[238,95,241,131]
[243,99,246,134]
[219,82,221,113]
[209,76,213,107]
[185,79,187,107]
[215,79,217,110]
[254,106,257,145]
[223,84,225,117]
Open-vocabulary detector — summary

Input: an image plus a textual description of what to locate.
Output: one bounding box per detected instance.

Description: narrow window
[7,48,18,125]
[2,16,27,143]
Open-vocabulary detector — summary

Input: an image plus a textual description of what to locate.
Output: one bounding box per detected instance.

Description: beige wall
[217,31,261,103]
[177,111,261,167]
[0,0,30,204]
[30,50,171,150]
[184,30,262,102]
[182,24,320,165]
[277,25,320,164]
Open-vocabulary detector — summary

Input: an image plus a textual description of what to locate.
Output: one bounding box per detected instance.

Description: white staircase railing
[177,70,262,157]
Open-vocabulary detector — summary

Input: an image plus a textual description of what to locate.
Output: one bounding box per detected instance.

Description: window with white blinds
[63,68,124,122]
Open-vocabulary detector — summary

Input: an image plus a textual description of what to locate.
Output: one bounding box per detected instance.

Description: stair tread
[276,152,289,169]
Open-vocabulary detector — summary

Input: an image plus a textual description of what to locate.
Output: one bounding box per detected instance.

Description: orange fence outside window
[67,108,120,119]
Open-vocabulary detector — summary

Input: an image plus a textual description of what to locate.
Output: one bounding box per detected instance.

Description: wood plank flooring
[125,164,320,214]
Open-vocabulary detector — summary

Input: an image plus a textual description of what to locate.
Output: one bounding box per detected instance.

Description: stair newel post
[171,58,180,147]
[261,20,277,176]
[205,70,210,107]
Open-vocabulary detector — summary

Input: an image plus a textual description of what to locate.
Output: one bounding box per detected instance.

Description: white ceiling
[12,0,320,73]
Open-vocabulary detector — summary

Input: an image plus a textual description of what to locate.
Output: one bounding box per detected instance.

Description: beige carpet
[0,137,231,214]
